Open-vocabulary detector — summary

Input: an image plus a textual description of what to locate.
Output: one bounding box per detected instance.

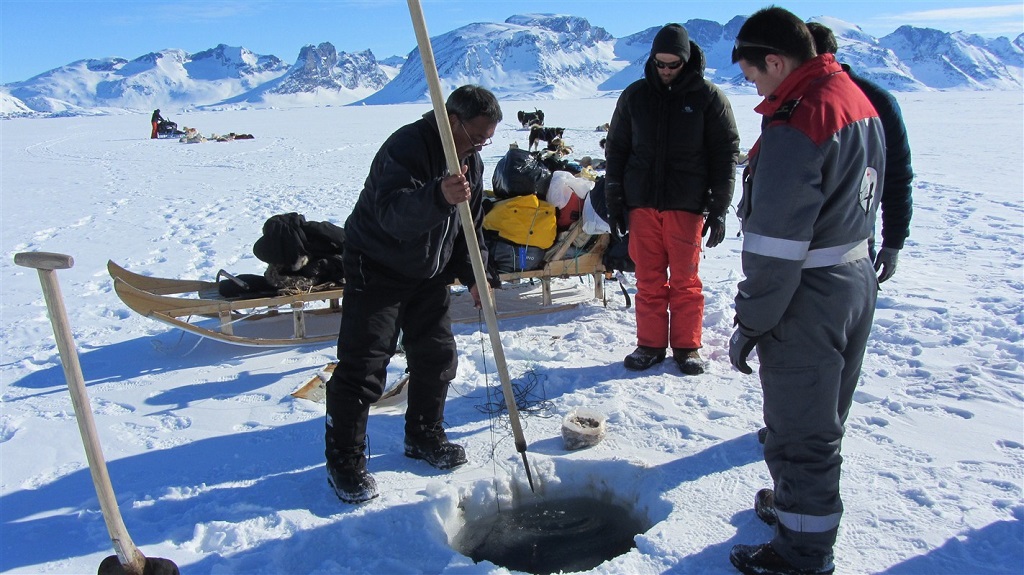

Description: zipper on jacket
[429,213,454,278]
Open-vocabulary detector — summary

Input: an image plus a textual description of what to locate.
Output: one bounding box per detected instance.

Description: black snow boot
[730,543,834,575]
[326,446,379,504]
[757,426,769,444]
[672,348,705,375]
[404,422,467,470]
[755,488,778,525]
[324,396,377,504]
[623,346,666,371]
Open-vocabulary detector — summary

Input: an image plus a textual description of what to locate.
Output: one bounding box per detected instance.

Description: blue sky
[2,0,1022,84]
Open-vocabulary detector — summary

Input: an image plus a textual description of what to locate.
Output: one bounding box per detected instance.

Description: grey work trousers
[758,259,878,570]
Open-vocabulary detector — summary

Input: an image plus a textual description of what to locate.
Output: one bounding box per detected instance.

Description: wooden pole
[14,251,148,575]
[405,0,535,491]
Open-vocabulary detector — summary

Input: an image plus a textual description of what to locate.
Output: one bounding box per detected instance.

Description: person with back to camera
[728,7,886,575]
[323,85,501,504]
[604,23,740,376]
[806,21,914,284]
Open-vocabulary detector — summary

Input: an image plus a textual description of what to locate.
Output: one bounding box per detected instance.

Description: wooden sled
[109,260,346,347]
[493,220,608,305]
[108,224,608,348]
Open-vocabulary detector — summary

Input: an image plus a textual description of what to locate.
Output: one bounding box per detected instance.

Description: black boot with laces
[730,543,834,575]
[326,445,379,504]
[404,423,467,469]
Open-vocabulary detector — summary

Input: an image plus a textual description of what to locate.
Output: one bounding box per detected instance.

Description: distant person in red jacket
[151,109,164,139]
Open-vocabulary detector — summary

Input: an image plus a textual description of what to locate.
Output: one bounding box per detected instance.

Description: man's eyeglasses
[733,38,782,53]
[459,121,492,149]
[653,58,684,70]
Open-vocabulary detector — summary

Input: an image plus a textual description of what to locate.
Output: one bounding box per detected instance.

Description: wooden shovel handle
[406,0,534,491]
[14,251,73,271]
[13,252,147,575]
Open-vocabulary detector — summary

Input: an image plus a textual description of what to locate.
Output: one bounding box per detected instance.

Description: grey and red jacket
[605,42,740,218]
[343,113,486,288]
[736,54,886,335]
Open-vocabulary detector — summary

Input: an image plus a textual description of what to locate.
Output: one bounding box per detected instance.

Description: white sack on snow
[582,192,611,235]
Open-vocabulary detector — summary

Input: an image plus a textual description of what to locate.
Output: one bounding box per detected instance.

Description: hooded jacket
[605,37,740,218]
[343,113,486,288]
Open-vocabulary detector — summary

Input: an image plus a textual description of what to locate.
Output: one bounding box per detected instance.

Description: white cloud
[870,3,1023,36]
[894,4,1022,21]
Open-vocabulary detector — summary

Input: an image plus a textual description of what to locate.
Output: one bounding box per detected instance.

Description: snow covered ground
[1,91,1021,574]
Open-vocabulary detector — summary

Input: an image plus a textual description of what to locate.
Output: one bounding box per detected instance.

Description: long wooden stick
[14,252,148,575]
[405,0,534,491]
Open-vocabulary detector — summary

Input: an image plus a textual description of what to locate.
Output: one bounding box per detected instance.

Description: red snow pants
[627,207,704,350]
[151,121,159,139]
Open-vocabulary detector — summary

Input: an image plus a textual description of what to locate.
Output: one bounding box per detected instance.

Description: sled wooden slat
[107,224,609,347]
[107,260,211,295]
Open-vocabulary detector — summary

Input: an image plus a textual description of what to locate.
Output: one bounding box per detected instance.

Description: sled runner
[108,260,345,347]
[108,228,608,348]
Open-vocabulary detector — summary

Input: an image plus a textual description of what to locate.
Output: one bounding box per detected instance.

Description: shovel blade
[98,555,180,575]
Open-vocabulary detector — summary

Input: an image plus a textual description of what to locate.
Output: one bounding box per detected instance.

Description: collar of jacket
[754,53,842,117]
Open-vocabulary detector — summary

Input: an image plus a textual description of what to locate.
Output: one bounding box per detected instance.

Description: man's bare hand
[441,164,471,205]
[469,282,492,309]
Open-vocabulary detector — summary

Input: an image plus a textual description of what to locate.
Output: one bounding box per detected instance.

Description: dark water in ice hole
[453,496,647,574]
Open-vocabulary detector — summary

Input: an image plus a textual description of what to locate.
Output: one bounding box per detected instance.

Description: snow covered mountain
[599,16,749,91]
[211,44,391,109]
[879,26,1024,90]
[2,13,1021,116]
[360,14,622,104]
[4,45,289,115]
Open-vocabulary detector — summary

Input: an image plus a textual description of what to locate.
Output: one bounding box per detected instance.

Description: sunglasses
[733,38,783,52]
[653,58,684,70]
[458,121,492,149]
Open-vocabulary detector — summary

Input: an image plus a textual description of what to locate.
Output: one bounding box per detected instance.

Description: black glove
[604,181,628,236]
[874,247,899,283]
[729,321,761,374]
[702,212,726,248]
[606,201,628,236]
[609,211,628,236]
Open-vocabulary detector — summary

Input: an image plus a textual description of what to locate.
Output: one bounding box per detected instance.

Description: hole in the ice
[452,495,647,574]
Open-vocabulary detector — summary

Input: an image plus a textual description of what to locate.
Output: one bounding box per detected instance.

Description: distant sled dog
[517,109,545,128]
[528,126,564,151]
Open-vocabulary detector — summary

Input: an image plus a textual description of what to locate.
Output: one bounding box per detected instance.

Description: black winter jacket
[845,64,913,250]
[605,42,740,218]
[343,113,487,288]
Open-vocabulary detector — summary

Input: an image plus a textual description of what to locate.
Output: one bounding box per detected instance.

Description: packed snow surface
[1,91,1022,574]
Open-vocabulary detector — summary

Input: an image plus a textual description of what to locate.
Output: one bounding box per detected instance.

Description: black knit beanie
[651,23,691,62]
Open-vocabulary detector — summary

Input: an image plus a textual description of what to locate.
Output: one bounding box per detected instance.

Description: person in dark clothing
[324,85,501,504]
[806,22,914,283]
[604,23,740,375]
[151,109,164,139]
[728,7,885,575]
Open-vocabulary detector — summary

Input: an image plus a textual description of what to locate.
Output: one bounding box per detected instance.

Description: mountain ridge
[2,13,1021,117]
